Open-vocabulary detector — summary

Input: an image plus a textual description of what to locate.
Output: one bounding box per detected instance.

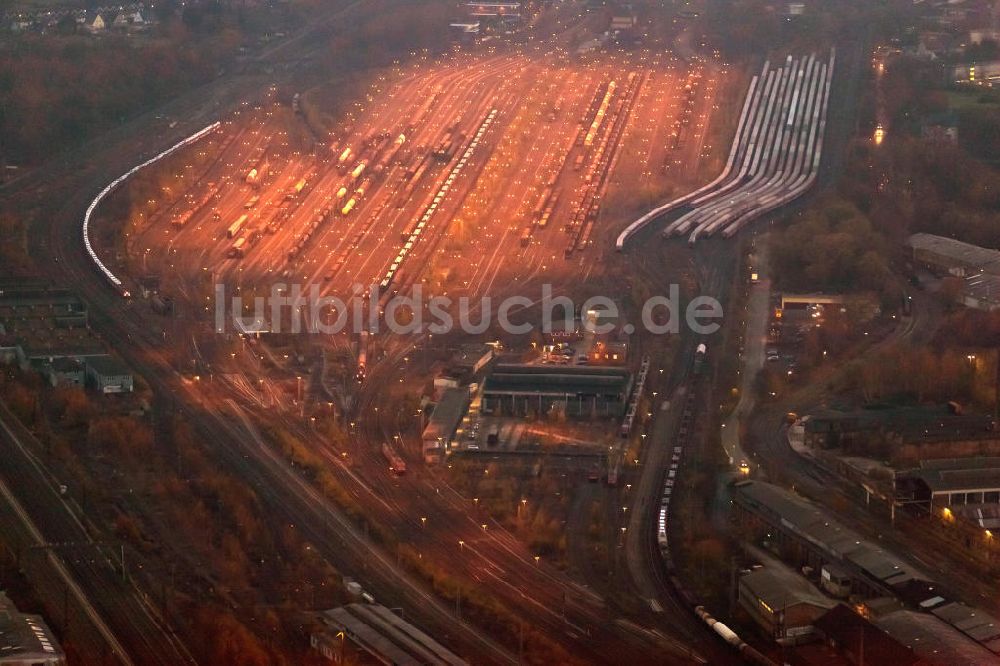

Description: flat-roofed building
[449,343,494,377]
[961,272,1000,311]
[897,457,1000,509]
[779,293,846,310]
[813,605,922,665]
[732,481,926,597]
[311,603,467,665]
[422,387,470,463]
[803,407,1000,463]
[908,233,1000,278]
[85,355,134,394]
[42,357,85,387]
[481,364,632,418]
[0,282,104,361]
[0,591,65,665]
[737,566,838,642]
[876,608,1000,664]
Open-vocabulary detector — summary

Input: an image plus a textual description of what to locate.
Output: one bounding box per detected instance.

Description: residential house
[83,11,105,33]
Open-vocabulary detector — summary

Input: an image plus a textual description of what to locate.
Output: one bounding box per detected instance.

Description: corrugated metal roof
[908,458,1000,494]
[739,567,838,611]
[422,387,469,443]
[908,233,1000,274]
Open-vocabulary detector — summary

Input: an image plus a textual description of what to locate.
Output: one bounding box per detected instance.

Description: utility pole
[63,584,69,632]
[729,556,737,617]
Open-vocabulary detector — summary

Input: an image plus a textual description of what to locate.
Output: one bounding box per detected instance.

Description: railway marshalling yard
[68,31,761,666]
[113,42,726,341]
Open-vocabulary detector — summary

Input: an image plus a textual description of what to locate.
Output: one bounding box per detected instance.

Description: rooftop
[450,343,493,370]
[908,233,1000,274]
[814,605,921,666]
[318,603,466,666]
[739,567,838,612]
[906,457,1000,494]
[876,609,1000,663]
[85,355,131,377]
[483,364,631,397]
[964,273,1000,306]
[805,407,997,443]
[422,387,469,444]
[49,357,83,373]
[733,482,925,589]
[0,591,64,663]
[931,602,1000,646]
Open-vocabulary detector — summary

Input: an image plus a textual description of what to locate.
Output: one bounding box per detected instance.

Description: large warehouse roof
[733,481,924,586]
[908,457,1000,494]
[483,364,631,397]
[740,566,837,612]
[422,387,469,444]
[319,603,467,666]
[908,233,1000,274]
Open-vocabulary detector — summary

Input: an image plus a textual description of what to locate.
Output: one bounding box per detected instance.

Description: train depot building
[421,386,471,464]
[0,591,65,666]
[310,602,466,665]
[737,564,837,643]
[732,481,1000,661]
[895,457,1000,514]
[480,364,632,418]
[907,233,1000,310]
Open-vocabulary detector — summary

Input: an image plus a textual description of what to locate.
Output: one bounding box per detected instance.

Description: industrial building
[40,357,85,387]
[481,364,632,418]
[896,457,1000,509]
[737,566,838,642]
[907,233,1000,278]
[0,591,65,665]
[85,355,134,394]
[0,281,104,361]
[733,481,1000,659]
[448,343,495,377]
[421,387,470,463]
[960,272,1000,311]
[906,234,1000,310]
[875,607,1000,664]
[812,605,922,666]
[310,602,467,665]
[732,481,925,598]
[802,407,999,462]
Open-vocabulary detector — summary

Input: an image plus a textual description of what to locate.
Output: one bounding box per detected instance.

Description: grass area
[946,87,1000,110]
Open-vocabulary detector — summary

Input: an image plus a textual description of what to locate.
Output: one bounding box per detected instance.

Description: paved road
[742,285,1000,616]
[721,239,768,470]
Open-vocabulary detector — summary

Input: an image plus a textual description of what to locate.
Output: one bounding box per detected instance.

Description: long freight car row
[655,344,775,666]
[379,108,500,295]
[564,71,644,257]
